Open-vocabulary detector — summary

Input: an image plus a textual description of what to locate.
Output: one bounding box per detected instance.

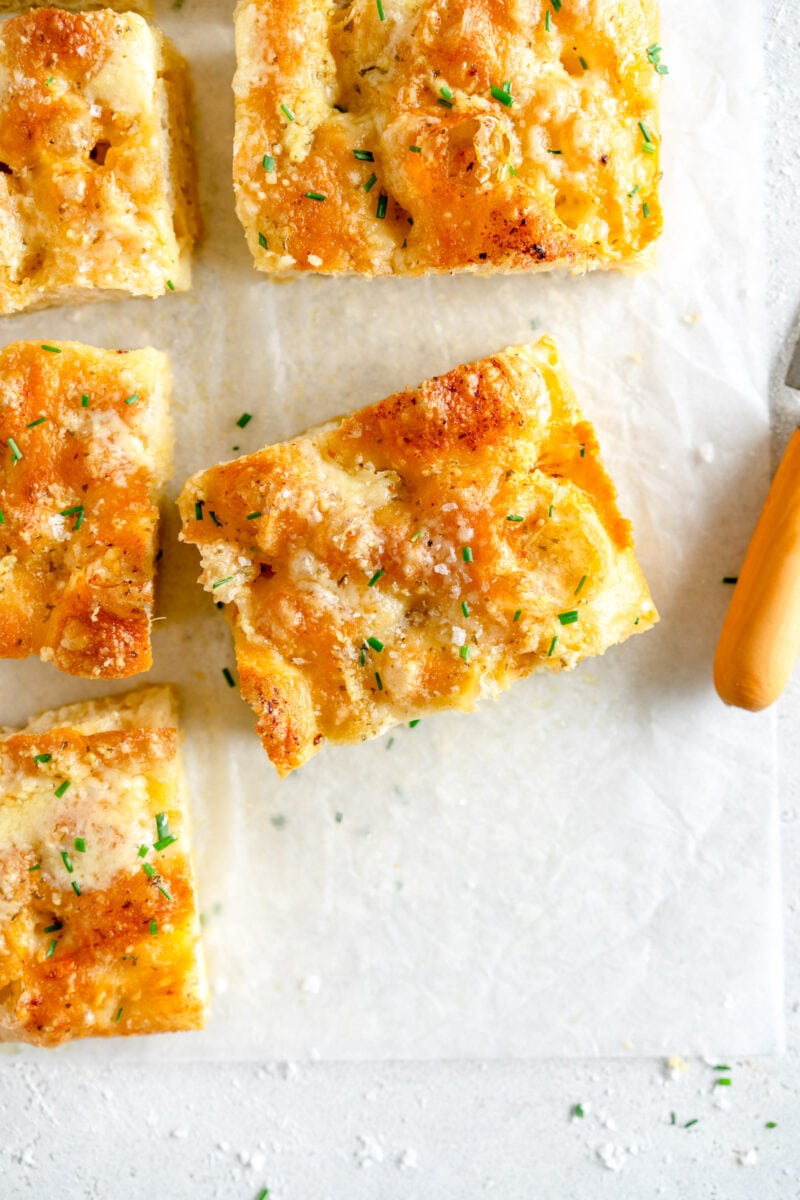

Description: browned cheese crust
[178,338,658,775]
[0,687,207,1047]
[0,340,172,679]
[233,0,662,275]
[0,8,199,314]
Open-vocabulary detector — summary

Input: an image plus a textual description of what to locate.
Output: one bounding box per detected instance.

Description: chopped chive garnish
[440,85,453,101]
[27,416,46,429]
[550,0,561,9]
[547,635,558,656]
[71,880,81,896]
[114,1006,123,1023]
[258,232,268,250]
[74,508,85,531]
[548,505,554,517]
[579,56,589,70]
[409,144,421,153]
[572,1102,584,1119]
[305,191,326,201]
[722,576,738,584]
[548,149,563,155]
[376,0,385,18]
[212,577,233,589]
[558,610,578,625]
[508,164,517,176]
[375,671,383,691]
[55,780,71,798]
[142,862,156,878]
[353,149,374,161]
[195,500,204,520]
[154,836,177,852]
[410,529,422,541]
[29,863,41,872]
[409,719,420,728]
[258,1190,270,1200]
[59,505,83,518]
[0,510,4,524]
[280,103,295,122]
[209,510,222,527]
[158,884,172,901]
[638,121,652,144]
[579,444,586,457]
[642,202,650,218]
[46,76,54,86]
[150,919,158,936]
[156,813,170,841]
[766,1122,777,1129]
[124,393,140,406]
[44,922,62,933]
[461,546,473,563]
[545,9,551,30]
[246,511,262,520]
[629,184,640,198]
[8,437,22,465]
[364,173,378,193]
[376,193,388,219]
[715,1078,732,1087]
[656,63,669,75]
[81,393,89,407]
[74,837,86,853]
[513,609,522,622]
[684,1119,699,1129]
[459,644,470,661]
[437,95,453,108]
[670,1112,676,1126]
[712,1064,731,1070]
[222,667,235,688]
[237,411,253,428]
[138,844,149,858]
[166,279,176,291]
[642,142,655,155]
[490,84,514,107]
[40,344,61,354]
[33,753,52,764]
[262,154,275,172]
[574,575,587,595]
[360,644,367,667]
[46,939,57,958]
[506,514,524,522]
[461,600,470,618]
[367,636,384,652]
[368,568,384,587]
[61,851,74,873]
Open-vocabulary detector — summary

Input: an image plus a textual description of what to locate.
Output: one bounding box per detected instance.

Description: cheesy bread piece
[0,686,208,1047]
[233,0,662,276]
[178,338,657,775]
[0,340,172,679]
[0,8,199,315]
[0,4,153,14]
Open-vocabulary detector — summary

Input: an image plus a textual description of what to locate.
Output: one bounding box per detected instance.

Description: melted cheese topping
[0,340,172,679]
[0,9,199,314]
[0,686,207,1047]
[178,337,658,775]
[233,0,662,275]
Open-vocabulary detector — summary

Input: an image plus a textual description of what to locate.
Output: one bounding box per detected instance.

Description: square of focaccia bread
[0,8,199,315]
[0,686,207,1047]
[178,338,658,776]
[0,340,172,678]
[233,0,662,276]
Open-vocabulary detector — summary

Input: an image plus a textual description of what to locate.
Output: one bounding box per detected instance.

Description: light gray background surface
[3,2,800,1196]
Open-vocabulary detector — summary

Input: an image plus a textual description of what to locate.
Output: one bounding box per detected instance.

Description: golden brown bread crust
[233,0,662,276]
[0,340,172,679]
[178,338,658,775]
[0,8,199,314]
[0,686,207,1047]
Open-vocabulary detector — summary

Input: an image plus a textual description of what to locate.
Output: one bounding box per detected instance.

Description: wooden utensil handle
[715,429,800,710]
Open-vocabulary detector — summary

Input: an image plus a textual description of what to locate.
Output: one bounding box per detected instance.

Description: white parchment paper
[0,0,782,1061]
